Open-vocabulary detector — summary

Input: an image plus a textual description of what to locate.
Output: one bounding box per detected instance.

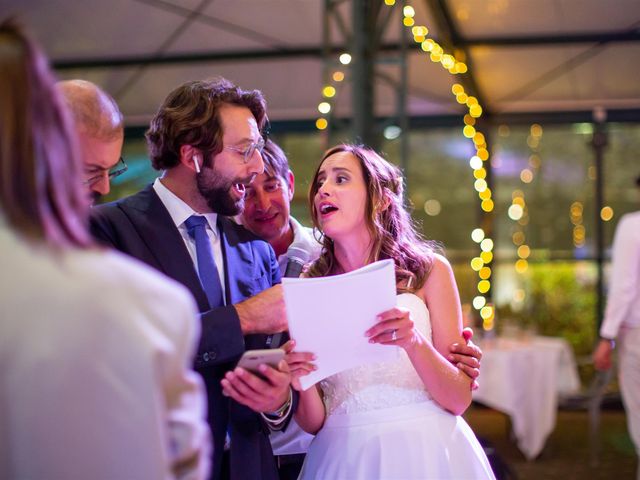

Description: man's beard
[197,173,244,216]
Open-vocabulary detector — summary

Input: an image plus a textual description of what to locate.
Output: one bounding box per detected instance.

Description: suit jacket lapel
[121,185,210,311]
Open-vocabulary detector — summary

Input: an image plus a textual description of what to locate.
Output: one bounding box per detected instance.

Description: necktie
[185,215,224,308]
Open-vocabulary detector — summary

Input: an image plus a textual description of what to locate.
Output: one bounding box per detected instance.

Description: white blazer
[0,224,210,480]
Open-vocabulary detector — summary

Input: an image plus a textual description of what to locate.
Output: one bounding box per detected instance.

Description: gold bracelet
[265,389,292,419]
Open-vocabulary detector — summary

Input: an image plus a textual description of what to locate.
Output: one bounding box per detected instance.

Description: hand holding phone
[237,348,285,374]
[222,348,291,413]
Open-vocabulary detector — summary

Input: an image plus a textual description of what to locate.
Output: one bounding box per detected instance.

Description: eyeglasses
[84,157,128,186]
[224,137,265,164]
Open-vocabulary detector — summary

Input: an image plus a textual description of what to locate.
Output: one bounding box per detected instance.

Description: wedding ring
[391,329,397,342]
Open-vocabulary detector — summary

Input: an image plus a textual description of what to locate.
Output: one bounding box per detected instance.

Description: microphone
[283,243,312,278]
[267,242,314,348]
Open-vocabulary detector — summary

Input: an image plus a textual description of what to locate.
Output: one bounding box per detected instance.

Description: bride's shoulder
[430,252,451,267]
[427,253,454,279]
[416,253,456,300]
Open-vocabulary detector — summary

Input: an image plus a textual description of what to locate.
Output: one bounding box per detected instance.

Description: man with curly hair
[91,78,294,480]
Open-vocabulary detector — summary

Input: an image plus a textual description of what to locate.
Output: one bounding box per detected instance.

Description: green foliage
[497,262,597,357]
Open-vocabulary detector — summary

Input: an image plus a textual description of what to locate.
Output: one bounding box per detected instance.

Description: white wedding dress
[299,293,495,480]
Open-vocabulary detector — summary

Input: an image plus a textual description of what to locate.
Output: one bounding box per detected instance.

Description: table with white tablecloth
[472,335,581,460]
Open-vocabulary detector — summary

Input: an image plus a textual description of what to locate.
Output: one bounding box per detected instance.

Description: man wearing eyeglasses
[90,78,294,480]
[58,79,127,203]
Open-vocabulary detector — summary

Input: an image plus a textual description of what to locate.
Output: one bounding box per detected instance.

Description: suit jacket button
[209,351,217,360]
[203,353,210,362]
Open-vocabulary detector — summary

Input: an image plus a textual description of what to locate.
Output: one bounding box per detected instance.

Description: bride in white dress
[286,144,495,479]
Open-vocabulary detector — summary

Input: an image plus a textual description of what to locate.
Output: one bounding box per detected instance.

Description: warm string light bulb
[600,206,614,222]
[571,201,585,247]
[509,124,543,308]
[315,71,345,132]
[511,192,529,274]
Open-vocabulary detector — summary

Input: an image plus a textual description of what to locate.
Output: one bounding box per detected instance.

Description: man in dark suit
[90,78,295,480]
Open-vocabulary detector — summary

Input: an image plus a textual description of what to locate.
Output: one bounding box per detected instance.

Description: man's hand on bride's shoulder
[447,327,482,390]
[282,339,317,391]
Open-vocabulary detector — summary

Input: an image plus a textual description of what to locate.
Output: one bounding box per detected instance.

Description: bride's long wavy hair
[306,144,439,292]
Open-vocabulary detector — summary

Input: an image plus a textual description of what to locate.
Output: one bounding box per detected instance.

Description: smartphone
[237,348,285,374]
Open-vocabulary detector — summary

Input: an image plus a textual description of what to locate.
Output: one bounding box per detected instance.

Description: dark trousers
[220,449,305,480]
[276,453,306,480]
[219,450,230,480]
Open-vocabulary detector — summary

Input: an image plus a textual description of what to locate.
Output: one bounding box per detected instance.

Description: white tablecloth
[472,335,581,460]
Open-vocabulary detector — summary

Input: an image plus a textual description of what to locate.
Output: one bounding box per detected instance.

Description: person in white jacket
[593,174,640,479]
[0,20,210,480]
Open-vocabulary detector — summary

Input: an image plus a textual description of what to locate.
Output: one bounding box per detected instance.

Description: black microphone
[283,244,311,278]
[268,243,314,348]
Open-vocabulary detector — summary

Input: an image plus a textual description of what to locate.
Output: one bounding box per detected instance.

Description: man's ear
[286,170,295,201]
[179,145,200,173]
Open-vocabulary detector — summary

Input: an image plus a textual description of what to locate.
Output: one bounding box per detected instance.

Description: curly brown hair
[306,144,438,292]
[145,77,267,170]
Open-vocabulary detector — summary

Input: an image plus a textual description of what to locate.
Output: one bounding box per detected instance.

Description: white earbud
[192,155,201,174]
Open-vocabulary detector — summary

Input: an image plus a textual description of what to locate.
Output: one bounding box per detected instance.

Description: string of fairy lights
[570,161,614,251]
[314,1,496,330]
[504,124,542,312]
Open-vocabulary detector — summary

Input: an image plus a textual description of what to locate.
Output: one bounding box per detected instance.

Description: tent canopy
[8,0,640,126]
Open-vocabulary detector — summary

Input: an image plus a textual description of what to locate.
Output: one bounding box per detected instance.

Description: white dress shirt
[0,221,210,480]
[154,178,226,302]
[600,211,640,339]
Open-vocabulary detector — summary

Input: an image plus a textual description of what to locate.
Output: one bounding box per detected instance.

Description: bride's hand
[281,339,317,391]
[365,306,418,351]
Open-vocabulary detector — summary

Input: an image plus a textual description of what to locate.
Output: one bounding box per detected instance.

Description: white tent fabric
[5,0,640,125]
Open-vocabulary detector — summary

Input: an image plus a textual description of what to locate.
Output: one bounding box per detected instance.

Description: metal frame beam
[125,108,640,135]
[592,110,608,330]
[319,0,407,150]
[351,0,378,146]
[463,30,640,47]
[53,29,640,71]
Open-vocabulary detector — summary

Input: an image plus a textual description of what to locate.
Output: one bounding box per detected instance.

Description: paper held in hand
[282,259,400,390]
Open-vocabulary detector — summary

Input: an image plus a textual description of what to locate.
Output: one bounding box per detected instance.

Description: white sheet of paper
[282,259,400,390]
